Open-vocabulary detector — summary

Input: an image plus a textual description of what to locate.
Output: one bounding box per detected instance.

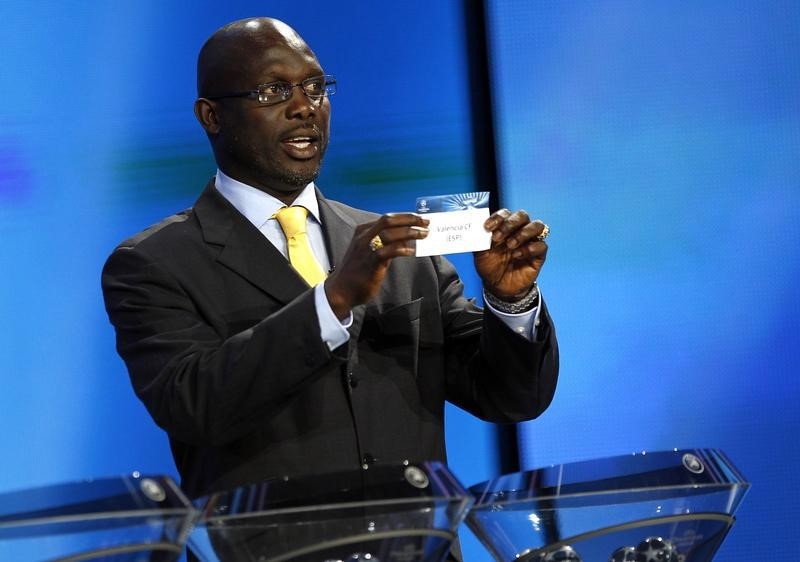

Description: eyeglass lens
[258,76,335,105]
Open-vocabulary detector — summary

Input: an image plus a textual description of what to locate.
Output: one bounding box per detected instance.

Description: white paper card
[415,208,491,256]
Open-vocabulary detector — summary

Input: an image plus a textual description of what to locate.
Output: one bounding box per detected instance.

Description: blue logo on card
[416,192,489,213]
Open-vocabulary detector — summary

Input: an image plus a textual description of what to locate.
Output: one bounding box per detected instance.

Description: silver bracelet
[484,283,540,314]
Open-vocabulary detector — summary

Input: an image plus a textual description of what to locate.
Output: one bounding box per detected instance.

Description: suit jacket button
[348,373,359,388]
[362,453,376,468]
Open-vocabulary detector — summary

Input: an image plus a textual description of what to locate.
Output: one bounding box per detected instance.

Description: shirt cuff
[483,290,542,341]
[314,283,352,350]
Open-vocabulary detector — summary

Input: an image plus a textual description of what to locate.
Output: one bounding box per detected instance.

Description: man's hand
[475,209,549,301]
[325,213,429,319]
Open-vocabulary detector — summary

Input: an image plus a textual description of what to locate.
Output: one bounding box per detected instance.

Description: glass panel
[467,449,749,562]
[0,474,195,561]
[188,461,472,562]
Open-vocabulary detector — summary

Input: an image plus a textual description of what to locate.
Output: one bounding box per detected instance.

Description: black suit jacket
[102,181,559,497]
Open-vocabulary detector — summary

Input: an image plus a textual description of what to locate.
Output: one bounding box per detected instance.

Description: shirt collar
[214,169,321,230]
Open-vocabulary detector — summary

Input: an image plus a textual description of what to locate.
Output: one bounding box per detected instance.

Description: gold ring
[537,223,550,241]
[369,235,384,252]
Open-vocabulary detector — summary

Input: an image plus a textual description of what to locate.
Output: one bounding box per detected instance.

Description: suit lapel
[317,193,367,342]
[193,181,309,304]
[316,191,355,272]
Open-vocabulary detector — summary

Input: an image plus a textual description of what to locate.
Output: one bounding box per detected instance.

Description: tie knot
[275,206,309,238]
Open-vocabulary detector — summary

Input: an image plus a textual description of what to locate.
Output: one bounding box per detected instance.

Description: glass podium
[188,461,473,562]
[466,449,749,562]
[0,473,196,561]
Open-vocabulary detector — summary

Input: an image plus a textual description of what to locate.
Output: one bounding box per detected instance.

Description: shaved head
[197,17,315,97]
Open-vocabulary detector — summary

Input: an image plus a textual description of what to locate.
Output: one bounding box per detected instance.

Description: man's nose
[284,86,317,119]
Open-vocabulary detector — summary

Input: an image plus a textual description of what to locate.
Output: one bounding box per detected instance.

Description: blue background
[0,1,797,560]
[487,1,800,559]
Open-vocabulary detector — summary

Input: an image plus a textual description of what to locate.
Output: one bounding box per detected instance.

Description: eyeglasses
[206,74,336,106]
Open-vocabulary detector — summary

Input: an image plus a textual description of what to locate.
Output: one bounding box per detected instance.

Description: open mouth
[281,129,321,160]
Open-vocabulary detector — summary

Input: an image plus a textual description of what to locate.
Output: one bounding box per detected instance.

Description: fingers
[510,238,548,261]
[365,213,429,258]
[484,208,549,257]
[484,208,515,239]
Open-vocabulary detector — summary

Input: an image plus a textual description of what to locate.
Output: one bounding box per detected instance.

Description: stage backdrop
[1,2,797,561]
[486,1,800,559]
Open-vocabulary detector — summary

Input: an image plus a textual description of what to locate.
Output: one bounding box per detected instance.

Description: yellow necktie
[274,206,327,286]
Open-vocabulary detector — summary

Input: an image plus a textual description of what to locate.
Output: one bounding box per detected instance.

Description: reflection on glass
[188,461,472,562]
[0,473,195,561]
[467,449,749,562]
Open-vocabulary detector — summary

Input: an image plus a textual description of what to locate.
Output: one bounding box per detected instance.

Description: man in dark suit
[102,17,558,500]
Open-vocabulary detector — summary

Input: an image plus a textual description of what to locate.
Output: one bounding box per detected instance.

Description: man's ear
[194,98,221,134]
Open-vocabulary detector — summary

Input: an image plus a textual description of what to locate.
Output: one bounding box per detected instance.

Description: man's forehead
[245,45,322,83]
[242,18,307,52]
[198,17,320,94]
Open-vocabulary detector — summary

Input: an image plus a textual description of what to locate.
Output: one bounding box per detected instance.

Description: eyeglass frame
[204,74,336,106]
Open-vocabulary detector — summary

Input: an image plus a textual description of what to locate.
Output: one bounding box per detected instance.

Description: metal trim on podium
[466,449,749,562]
[0,473,196,561]
[187,461,473,562]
